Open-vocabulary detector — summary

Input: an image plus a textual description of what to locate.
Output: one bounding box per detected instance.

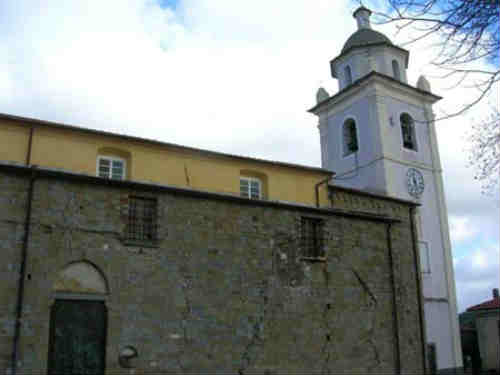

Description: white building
[309,7,463,373]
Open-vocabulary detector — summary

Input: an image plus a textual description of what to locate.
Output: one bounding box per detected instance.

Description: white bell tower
[309,7,462,373]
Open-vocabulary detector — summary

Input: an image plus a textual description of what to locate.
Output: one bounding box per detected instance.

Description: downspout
[410,206,428,374]
[315,174,334,208]
[26,126,34,165]
[386,223,401,374]
[11,166,36,375]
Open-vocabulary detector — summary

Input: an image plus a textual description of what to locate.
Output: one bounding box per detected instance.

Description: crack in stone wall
[351,268,378,308]
[176,257,194,373]
[238,280,270,375]
[320,263,333,375]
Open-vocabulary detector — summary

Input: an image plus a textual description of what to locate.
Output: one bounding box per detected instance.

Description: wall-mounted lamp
[389,116,395,127]
[119,346,138,368]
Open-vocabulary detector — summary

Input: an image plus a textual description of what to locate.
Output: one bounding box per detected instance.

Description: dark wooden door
[47,299,107,374]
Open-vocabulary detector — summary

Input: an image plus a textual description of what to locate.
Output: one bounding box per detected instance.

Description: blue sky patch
[158,0,179,10]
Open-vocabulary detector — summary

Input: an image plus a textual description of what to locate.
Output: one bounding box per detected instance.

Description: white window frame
[97,155,126,180]
[240,176,261,199]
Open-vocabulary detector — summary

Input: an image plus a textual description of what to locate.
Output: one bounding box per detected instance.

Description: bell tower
[309,7,463,373]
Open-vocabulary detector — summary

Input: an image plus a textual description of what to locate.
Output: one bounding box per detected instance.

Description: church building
[0,6,460,374]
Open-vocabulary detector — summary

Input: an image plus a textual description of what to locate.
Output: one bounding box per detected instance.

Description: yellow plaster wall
[0,121,330,206]
[0,120,30,164]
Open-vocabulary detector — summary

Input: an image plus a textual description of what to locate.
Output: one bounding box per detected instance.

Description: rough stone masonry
[0,165,426,374]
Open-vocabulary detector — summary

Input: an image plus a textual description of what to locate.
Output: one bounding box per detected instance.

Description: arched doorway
[47,261,108,374]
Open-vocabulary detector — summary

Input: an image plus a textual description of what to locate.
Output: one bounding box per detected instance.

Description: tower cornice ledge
[308,71,441,115]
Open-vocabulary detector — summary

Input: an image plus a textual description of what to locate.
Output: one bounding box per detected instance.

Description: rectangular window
[240,177,261,199]
[126,196,157,242]
[419,241,431,273]
[97,156,125,180]
[301,217,325,259]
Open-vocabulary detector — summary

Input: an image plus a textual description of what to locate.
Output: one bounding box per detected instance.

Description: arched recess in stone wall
[52,261,109,295]
[48,261,109,373]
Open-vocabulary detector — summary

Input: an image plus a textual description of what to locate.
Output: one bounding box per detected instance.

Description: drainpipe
[26,126,34,165]
[315,174,334,208]
[386,223,401,374]
[409,206,428,374]
[11,166,36,375]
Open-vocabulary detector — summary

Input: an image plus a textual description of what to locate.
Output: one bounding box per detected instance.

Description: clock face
[407,168,424,198]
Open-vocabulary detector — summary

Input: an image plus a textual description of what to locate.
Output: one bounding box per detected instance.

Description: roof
[342,28,393,53]
[466,297,500,311]
[0,112,333,176]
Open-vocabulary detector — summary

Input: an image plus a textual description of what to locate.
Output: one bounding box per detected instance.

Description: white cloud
[454,245,500,312]
[449,216,479,244]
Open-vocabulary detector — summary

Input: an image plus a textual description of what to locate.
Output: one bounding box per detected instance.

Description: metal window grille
[301,217,325,258]
[127,196,157,241]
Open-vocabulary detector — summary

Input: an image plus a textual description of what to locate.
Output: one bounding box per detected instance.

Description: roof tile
[466,297,500,311]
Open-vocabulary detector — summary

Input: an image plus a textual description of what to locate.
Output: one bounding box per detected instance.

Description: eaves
[0,161,401,224]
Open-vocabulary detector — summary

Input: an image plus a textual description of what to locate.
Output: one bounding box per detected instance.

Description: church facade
[310,7,462,373]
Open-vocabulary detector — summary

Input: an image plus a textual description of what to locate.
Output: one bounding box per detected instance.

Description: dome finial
[316,87,330,104]
[353,6,372,30]
[417,75,431,91]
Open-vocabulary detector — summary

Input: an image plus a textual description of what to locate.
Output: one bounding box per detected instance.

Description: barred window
[301,217,325,259]
[127,196,157,242]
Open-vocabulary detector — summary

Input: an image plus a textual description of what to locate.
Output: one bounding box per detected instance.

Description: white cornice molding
[309,72,441,117]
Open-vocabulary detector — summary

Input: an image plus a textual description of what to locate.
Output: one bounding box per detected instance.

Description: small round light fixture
[119,346,138,368]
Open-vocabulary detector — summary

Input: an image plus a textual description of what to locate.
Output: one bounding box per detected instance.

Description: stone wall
[0,168,425,374]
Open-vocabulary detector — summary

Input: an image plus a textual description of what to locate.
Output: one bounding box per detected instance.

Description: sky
[0,0,497,312]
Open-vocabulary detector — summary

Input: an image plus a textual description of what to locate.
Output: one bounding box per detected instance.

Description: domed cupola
[330,6,409,90]
[342,29,393,53]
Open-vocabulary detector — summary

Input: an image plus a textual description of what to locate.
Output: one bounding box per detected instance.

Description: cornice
[308,71,441,115]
